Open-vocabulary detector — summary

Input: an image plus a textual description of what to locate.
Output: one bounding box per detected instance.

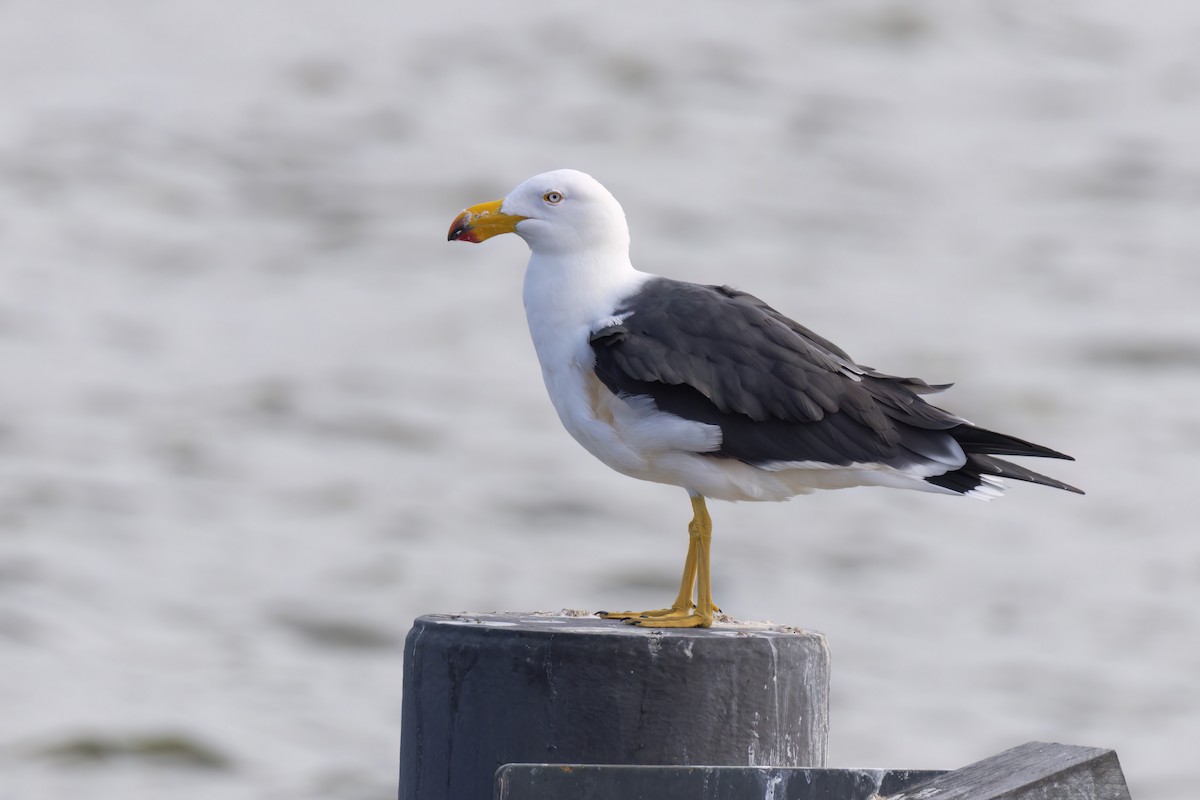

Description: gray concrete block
[495,765,945,800]
[884,741,1131,800]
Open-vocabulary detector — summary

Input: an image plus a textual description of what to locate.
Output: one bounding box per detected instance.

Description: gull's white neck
[522,246,652,398]
[524,248,645,328]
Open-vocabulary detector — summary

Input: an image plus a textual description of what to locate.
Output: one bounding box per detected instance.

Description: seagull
[448,169,1081,629]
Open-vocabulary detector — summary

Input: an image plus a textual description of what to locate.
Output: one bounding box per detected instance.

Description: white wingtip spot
[966,475,1006,501]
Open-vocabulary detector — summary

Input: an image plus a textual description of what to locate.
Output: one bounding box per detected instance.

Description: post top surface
[413,611,825,641]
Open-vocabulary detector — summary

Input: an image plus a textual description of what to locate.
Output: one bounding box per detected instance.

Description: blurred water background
[2,1,1199,798]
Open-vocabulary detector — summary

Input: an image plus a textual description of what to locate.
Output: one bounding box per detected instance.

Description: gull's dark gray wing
[590,279,1081,495]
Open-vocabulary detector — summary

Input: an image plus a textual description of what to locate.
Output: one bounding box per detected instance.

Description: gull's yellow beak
[447,199,527,243]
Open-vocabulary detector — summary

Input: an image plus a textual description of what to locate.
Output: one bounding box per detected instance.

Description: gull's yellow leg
[632,495,714,628]
[599,495,716,629]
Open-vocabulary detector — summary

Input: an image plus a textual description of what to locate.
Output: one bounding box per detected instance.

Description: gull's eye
[543,191,563,205]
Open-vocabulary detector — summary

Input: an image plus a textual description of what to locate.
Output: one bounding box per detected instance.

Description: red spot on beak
[448,211,478,242]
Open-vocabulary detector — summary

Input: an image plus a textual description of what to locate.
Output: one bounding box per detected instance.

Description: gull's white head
[448,169,630,256]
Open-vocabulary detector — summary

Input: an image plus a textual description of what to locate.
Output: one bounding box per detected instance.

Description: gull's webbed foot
[624,609,705,628]
[598,602,720,627]
[598,606,690,621]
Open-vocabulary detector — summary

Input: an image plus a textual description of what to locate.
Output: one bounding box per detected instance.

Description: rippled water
[2,2,1199,798]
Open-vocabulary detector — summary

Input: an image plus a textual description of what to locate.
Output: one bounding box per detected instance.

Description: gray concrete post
[398,612,831,800]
